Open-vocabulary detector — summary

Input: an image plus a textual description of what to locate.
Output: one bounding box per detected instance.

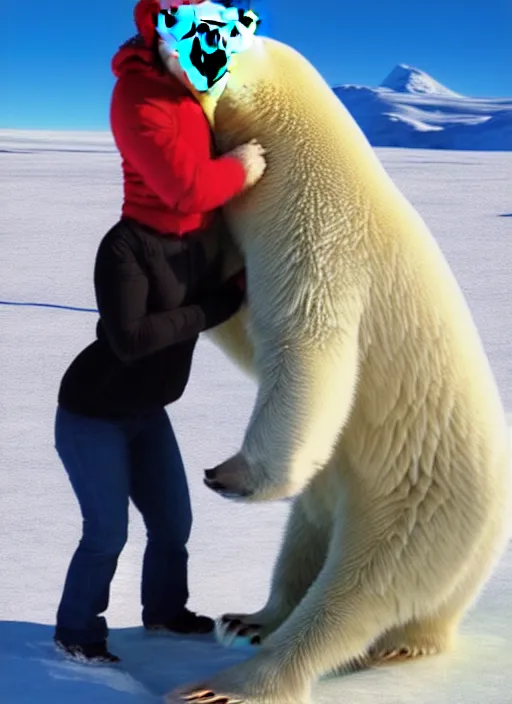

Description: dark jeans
[54,405,192,645]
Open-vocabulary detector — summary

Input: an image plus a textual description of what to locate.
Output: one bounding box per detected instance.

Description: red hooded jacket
[110,1,246,235]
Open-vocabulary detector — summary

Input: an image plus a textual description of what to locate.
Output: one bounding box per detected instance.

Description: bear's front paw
[204,453,255,500]
[204,454,300,503]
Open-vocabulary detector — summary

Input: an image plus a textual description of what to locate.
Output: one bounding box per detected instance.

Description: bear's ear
[240,9,261,29]
[223,5,260,28]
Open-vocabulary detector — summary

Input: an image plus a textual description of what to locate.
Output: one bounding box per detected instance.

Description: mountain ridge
[333,66,512,150]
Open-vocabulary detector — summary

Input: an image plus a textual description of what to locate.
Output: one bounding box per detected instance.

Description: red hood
[112,36,157,78]
[113,0,200,78]
[112,0,161,78]
[132,0,197,52]
[135,0,161,48]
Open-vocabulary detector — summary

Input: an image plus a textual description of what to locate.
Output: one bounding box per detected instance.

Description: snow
[0,130,511,703]
[335,66,512,151]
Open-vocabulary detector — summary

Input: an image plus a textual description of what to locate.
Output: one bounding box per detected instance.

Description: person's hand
[227,139,267,190]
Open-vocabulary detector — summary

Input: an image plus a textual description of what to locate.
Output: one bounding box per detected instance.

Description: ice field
[0,131,511,703]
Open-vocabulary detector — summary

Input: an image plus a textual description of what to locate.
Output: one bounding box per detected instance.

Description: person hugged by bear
[53,0,264,664]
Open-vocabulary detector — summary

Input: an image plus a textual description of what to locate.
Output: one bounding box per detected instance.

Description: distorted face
[156,1,259,93]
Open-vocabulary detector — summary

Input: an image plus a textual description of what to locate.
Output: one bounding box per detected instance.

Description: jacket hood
[112,35,157,78]
[111,0,162,78]
[112,0,194,78]
[133,0,196,50]
[134,0,161,49]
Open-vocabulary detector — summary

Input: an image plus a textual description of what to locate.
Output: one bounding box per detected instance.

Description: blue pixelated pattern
[156,1,260,92]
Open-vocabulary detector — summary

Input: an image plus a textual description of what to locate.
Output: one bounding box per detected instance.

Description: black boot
[145,608,214,635]
[54,636,120,664]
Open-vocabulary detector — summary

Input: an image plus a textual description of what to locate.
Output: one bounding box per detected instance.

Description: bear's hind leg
[216,494,330,648]
[171,511,404,704]
[169,499,483,704]
[369,506,510,666]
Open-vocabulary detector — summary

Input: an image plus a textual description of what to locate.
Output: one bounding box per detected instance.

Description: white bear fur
[168,37,512,704]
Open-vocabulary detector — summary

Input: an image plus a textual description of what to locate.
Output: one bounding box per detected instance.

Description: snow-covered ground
[0,131,511,703]
[335,65,512,151]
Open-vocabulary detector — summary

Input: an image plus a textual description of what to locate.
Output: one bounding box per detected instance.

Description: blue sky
[3,0,511,130]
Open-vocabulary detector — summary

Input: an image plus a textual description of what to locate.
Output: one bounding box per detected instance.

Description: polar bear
[167,36,511,704]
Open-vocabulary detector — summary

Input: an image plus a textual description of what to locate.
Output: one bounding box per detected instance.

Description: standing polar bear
[168,36,511,704]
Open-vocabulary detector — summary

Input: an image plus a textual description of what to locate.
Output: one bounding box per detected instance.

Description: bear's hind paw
[368,621,454,666]
[368,634,446,665]
[370,644,440,663]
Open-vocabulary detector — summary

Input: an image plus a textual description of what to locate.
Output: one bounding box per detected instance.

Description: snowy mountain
[334,65,512,150]
[380,64,462,98]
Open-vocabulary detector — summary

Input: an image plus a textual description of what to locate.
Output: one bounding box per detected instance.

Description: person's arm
[110,75,247,214]
[94,233,244,363]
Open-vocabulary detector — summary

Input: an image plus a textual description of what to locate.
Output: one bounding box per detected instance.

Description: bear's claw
[168,686,242,703]
[180,690,239,703]
[216,615,262,648]
[369,644,439,663]
[169,687,298,704]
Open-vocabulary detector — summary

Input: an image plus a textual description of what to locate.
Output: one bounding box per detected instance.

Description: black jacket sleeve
[199,278,246,331]
[94,231,244,363]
